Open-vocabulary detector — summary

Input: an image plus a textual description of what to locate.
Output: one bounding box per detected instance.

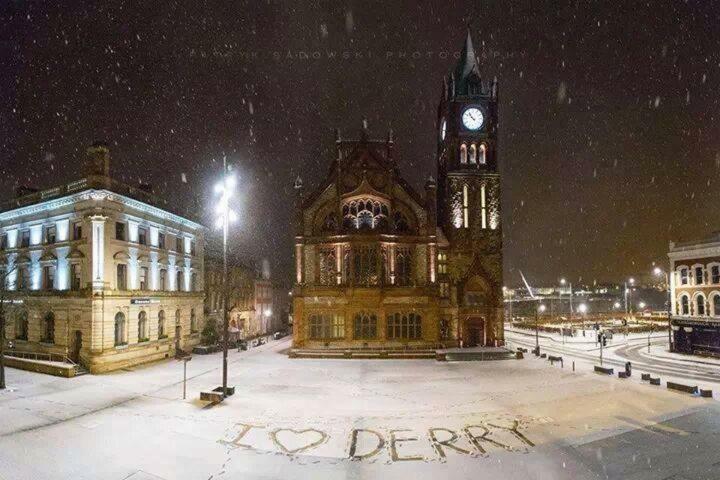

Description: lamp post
[535,303,546,355]
[654,267,673,352]
[214,157,237,398]
[578,302,588,340]
[560,278,573,337]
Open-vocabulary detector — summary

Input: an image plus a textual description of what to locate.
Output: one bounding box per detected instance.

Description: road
[505,329,720,386]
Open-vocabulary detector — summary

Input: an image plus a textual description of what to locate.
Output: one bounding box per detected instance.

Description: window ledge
[115,344,129,350]
[39,342,56,346]
[138,339,150,344]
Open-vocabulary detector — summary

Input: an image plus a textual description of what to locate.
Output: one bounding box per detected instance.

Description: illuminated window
[462,185,469,228]
[481,184,487,229]
[469,144,477,164]
[342,199,389,231]
[460,143,467,164]
[308,313,345,339]
[479,143,487,164]
[352,246,379,286]
[437,251,448,274]
[387,312,422,340]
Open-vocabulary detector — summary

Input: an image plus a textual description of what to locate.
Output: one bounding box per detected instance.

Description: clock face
[462,107,484,130]
[440,119,447,140]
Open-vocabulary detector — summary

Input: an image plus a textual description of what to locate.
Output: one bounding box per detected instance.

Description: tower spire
[452,28,482,96]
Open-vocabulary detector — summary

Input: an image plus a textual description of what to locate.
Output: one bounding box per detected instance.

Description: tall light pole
[535,303,546,355]
[578,302,588,338]
[654,267,673,352]
[560,278,573,337]
[214,157,237,398]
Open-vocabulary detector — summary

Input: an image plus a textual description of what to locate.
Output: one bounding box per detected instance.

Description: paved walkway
[1,336,718,480]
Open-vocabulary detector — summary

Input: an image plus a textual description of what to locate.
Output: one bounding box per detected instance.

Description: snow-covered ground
[0,337,718,480]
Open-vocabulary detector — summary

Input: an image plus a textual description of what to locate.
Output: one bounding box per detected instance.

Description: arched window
[696,294,706,316]
[318,248,336,286]
[395,247,412,286]
[679,295,690,315]
[480,184,487,229]
[115,312,126,346]
[352,246,379,286]
[468,144,477,164]
[478,143,487,164]
[679,267,689,285]
[138,311,148,342]
[712,294,720,317]
[694,266,704,285]
[342,199,388,231]
[158,310,166,338]
[353,312,378,339]
[459,143,467,164]
[190,309,197,333]
[15,310,28,340]
[42,312,55,344]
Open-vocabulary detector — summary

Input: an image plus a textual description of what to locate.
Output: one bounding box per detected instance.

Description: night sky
[2,1,720,287]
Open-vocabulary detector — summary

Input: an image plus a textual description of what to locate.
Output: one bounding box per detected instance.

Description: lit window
[469,144,477,164]
[481,184,487,229]
[460,143,467,164]
[308,313,345,339]
[437,251,448,274]
[478,144,487,164]
[463,184,469,228]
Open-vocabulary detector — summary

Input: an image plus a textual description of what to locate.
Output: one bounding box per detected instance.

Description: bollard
[572,361,575,372]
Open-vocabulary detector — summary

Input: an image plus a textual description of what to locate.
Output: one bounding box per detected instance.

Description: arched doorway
[461,275,492,347]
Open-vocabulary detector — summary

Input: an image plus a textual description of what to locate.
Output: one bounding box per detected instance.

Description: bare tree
[0,263,18,390]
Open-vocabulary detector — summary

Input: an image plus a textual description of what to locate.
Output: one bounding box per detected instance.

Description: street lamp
[639,301,646,310]
[560,277,573,338]
[578,302,588,336]
[214,157,237,398]
[653,267,673,352]
[535,303,546,355]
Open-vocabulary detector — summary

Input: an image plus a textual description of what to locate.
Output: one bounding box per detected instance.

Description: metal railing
[4,349,76,366]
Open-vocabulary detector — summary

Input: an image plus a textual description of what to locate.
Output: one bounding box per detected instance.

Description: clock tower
[435,29,504,347]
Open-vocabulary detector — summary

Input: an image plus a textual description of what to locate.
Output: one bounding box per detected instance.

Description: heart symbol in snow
[270,428,328,454]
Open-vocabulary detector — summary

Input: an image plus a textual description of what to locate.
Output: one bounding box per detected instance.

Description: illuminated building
[0,143,205,373]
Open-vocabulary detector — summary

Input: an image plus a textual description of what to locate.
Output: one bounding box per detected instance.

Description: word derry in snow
[219,420,536,463]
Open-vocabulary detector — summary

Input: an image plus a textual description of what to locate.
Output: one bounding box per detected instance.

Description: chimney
[86,141,111,177]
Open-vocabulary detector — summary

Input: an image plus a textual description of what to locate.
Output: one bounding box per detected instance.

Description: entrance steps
[436,347,516,362]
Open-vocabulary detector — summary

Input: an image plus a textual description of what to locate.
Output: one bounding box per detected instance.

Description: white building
[0,143,205,373]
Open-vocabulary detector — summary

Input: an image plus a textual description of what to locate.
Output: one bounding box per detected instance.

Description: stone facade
[0,144,205,373]
[668,233,720,356]
[292,31,504,350]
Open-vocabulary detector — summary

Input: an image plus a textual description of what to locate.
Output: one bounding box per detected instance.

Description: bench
[594,366,614,375]
[641,373,650,381]
[540,353,547,359]
[548,355,563,367]
[667,382,698,394]
[618,371,629,379]
[200,390,224,403]
[649,377,661,386]
[700,389,713,398]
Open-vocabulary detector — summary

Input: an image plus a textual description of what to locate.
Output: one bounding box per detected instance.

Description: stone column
[89,215,107,291]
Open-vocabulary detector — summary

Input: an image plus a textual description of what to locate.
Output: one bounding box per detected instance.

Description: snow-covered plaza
[1,337,719,480]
